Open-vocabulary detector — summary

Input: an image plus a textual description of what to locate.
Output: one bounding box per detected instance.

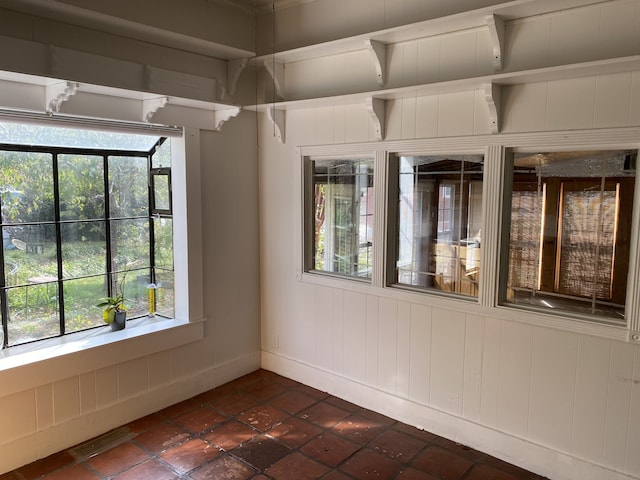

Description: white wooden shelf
[246,55,640,141]
[253,0,604,64]
[248,56,640,110]
[0,70,243,131]
[248,0,625,142]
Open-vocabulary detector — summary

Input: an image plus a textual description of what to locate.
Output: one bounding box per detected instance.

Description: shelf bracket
[213,107,242,132]
[45,81,79,114]
[366,97,386,141]
[227,58,248,97]
[268,106,285,143]
[484,82,501,134]
[366,39,387,86]
[142,96,170,123]
[264,60,285,100]
[487,14,505,71]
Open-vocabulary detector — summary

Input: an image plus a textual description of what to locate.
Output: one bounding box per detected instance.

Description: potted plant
[97,272,127,331]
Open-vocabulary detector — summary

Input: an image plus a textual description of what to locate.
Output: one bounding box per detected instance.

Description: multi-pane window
[390,154,484,297]
[306,157,374,279]
[301,143,640,331]
[0,123,174,347]
[503,149,636,322]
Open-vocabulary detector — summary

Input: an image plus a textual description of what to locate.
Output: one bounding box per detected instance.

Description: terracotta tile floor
[1,370,549,480]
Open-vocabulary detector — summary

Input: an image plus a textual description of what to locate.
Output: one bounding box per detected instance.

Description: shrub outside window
[502,149,637,323]
[306,157,374,280]
[390,154,484,297]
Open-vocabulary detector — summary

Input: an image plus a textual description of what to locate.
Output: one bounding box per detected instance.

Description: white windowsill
[0,316,205,396]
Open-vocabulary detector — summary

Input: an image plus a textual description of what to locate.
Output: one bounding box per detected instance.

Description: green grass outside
[2,241,174,346]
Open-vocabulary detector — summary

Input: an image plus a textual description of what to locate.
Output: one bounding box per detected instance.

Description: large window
[301,137,640,336]
[0,123,174,347]
[502,149,636,322]
[390,154,484,298]
[306,157,374,280]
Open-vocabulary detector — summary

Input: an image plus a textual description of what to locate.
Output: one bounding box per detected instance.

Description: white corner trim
[486,14,505,71]
[267,106,286,143]
[227,58,248,97]
[142,96,170,122]
[45,81,79,114]
[365,97,386,141]
[365,39,387,86]
[213,106,242,131]
[264,60,285,101]
[484,82,501,134]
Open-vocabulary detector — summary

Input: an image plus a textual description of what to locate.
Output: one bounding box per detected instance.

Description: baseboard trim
[262,350,637,480]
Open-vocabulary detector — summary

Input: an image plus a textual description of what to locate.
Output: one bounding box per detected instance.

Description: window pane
[59,154,104,221]
[152,139,172,168]
[6,284,59,345]
[110,218,150,271]
[154,217,174,270]
[61,221,106,278]
[109,156,148,217]
[155,269,175,318]
[504,150,636,322]
[4,224,57,286]
[64,276,106,333]
[152,172,171,212]
[508,187,544,290]
[310,158,374,279]
[558,186,617,299]
[118,268,150,318]
[0,151,54,223]
[394,154,484,298]
[0,122,161,151]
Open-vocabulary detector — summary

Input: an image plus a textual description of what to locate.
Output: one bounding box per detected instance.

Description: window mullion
[372,150,387,288]
[481,144,506,307]
[52,153,65,335]
[148,153,156,286]
[0,202,7,347]
[624,156,640,337]
[103,154,113,297]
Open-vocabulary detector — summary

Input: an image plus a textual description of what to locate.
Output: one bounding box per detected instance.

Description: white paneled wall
[256,0,541,54]
[258,4,640,479]
[572,336,611,461]
[261,283,640,479]
[280,70,640,145]
[496,321,532,437]
[529,328,578,451]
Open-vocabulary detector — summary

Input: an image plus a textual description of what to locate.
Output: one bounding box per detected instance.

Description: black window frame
[0,137,172,348]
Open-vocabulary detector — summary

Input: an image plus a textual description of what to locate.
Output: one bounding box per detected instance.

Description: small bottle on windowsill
[147,283,157,317]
